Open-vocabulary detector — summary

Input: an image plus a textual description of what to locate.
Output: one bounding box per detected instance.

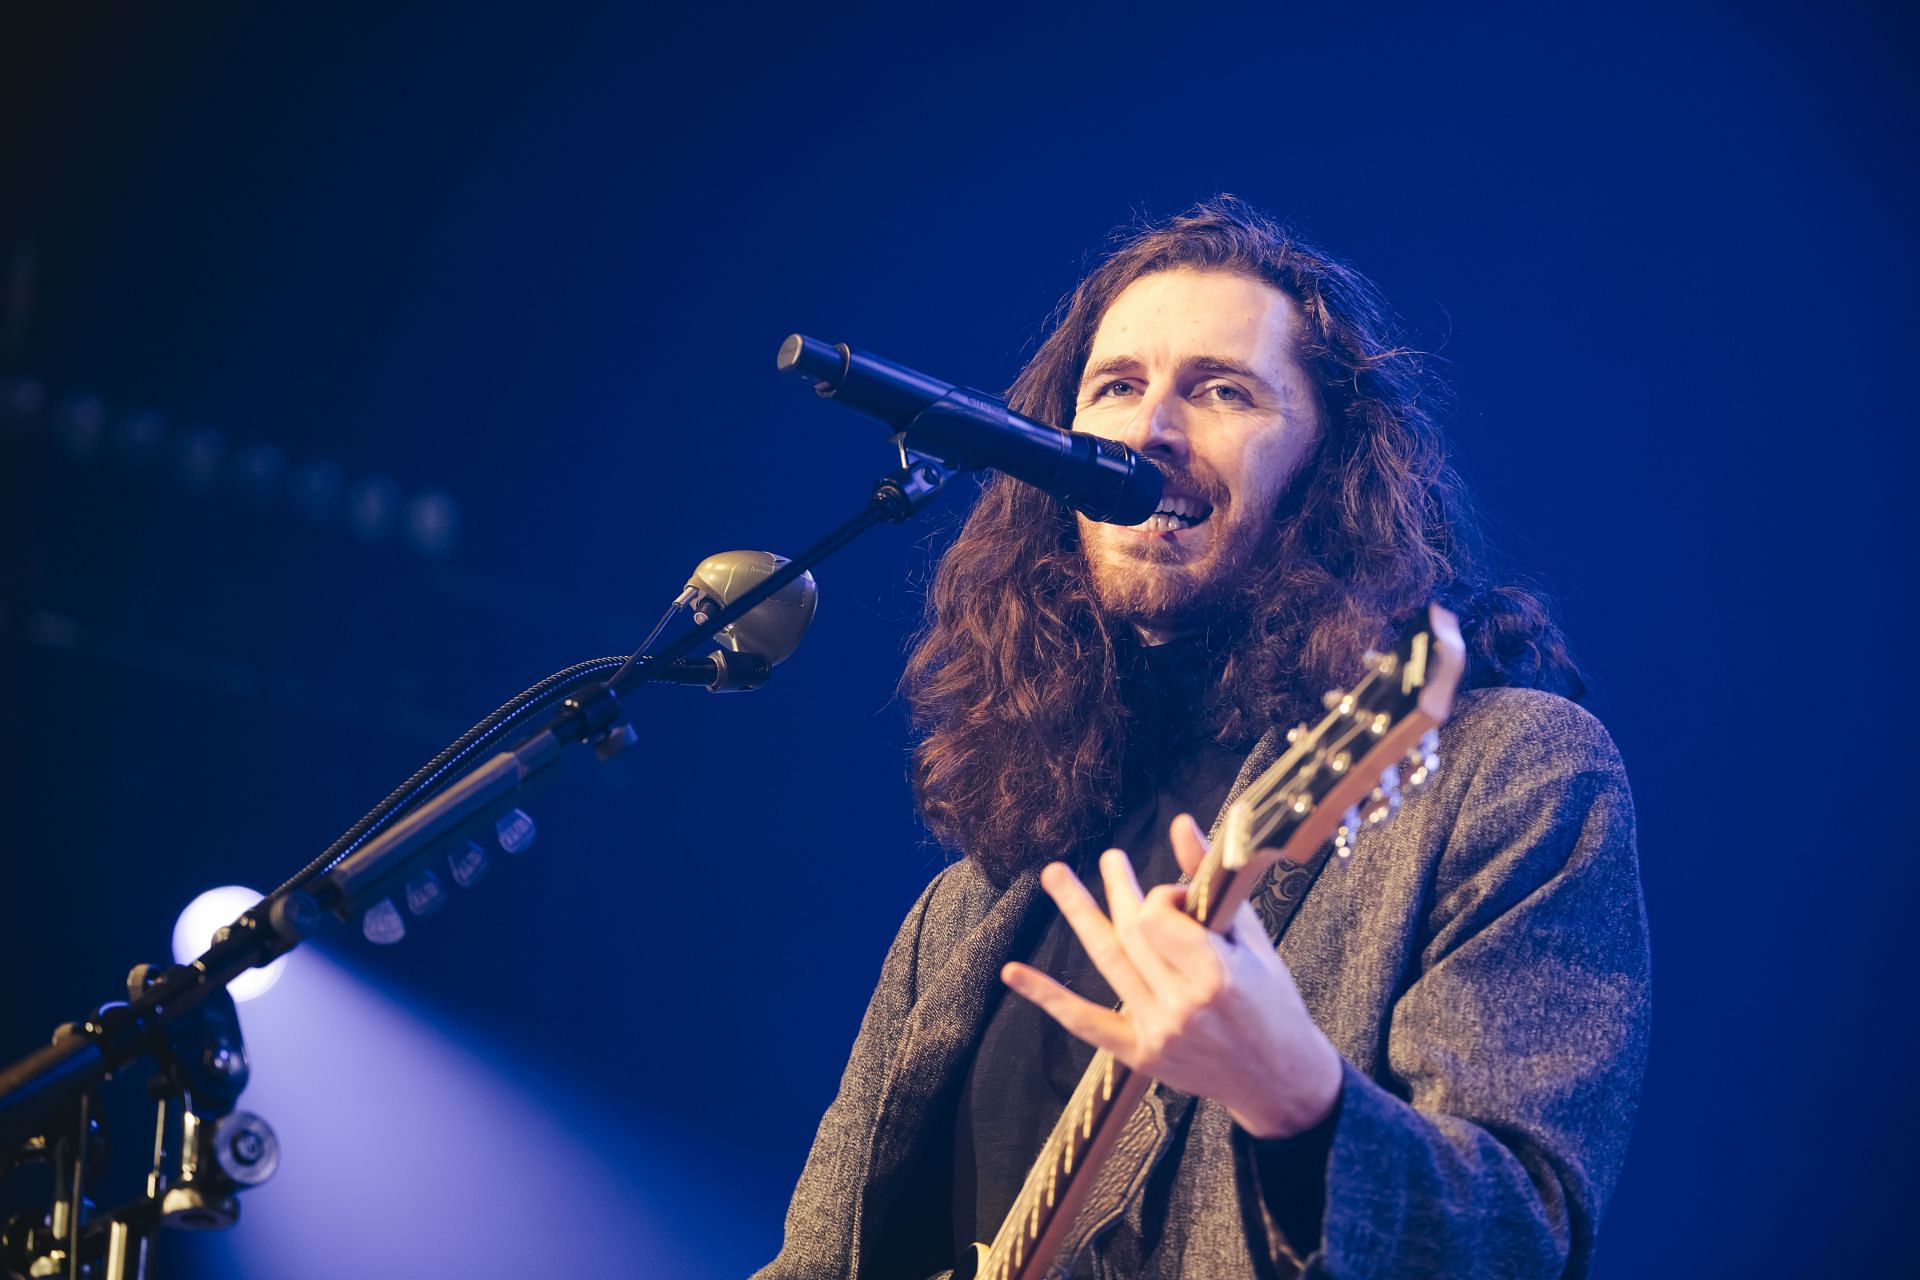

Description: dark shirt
[951,635,1248,1254]
[758,684,1647,1280]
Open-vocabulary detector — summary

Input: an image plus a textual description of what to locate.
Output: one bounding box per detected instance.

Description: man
[757,199,1649,1279]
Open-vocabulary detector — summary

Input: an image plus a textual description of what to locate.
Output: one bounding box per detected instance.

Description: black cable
[266,654,632,900]
[272,471,927,904]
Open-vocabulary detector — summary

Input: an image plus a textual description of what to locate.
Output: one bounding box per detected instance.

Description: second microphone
[777,334,1163,526]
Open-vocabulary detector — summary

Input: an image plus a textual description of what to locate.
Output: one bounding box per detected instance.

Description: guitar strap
[1052,729,1343,1269]
[1246,839,1340,946]
[1206,722,1342,948]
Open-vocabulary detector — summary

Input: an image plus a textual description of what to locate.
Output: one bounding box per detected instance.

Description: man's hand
[1000,813,1343,1139]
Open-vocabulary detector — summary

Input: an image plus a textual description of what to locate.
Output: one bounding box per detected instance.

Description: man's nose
[1116,389,1190,465]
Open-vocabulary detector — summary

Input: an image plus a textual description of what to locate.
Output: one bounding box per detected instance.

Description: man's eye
[1201,383,1246,403]
[1099,379,1137,397]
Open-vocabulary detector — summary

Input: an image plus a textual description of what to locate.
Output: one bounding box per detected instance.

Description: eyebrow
[1079,354,1275,390]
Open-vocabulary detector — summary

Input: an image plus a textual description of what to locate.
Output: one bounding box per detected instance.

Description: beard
[1083,537,1224,623]
[1079,496,1276,631]
[1077,439,1322,634]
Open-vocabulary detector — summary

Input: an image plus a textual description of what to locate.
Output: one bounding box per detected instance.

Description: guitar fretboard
[975,617,1454,1280]
[978,847,1259,1280]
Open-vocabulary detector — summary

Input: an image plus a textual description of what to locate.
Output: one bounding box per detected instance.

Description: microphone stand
[0,448,950,1278]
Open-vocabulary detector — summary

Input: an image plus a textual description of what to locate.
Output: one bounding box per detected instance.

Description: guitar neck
[977,845,1260,1280]
[974,608,1462,1280]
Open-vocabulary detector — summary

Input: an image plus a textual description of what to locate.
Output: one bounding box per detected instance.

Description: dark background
[1,3,1913,1275]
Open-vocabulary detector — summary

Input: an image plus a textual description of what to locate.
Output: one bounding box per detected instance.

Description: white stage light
[172,886,289,1002]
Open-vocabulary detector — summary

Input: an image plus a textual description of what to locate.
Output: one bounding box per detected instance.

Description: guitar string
[1238,679,1404,846]
[984,650,1417,1273]
[985,668,1414,1275]
[1201,712,1384,927]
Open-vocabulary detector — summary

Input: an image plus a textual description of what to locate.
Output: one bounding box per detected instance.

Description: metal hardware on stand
[0,437,955,1278]
[1,973,278,1280]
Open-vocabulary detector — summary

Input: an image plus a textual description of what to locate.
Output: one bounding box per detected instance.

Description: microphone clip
[560,683,641,760]
[874,437,950,521]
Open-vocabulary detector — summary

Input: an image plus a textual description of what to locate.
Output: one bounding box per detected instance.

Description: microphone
[643,651,774,692]
[637,551,818,693]
[776,334,1163,526]
[682,550,816,665]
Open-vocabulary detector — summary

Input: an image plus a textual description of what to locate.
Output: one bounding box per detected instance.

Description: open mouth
[1139,493,1213,534]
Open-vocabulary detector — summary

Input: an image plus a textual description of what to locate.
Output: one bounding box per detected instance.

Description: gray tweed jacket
[755,687,1650,1279]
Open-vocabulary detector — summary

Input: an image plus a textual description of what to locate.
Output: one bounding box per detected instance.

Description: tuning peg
[1361,791,1389,827]
[1362,793,1401,827]
[1333,805,1362,858]
[1404,730,1441,792]
[1405,740,1436,790]
[1286,722,1309,744]
[1380,762,1401,798]
[1363,765,1404,826]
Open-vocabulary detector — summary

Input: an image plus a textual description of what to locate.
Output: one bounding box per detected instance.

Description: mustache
[1143,458,1229,508]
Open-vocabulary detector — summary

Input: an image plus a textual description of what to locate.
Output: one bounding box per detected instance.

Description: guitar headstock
[1207,603,1465,899]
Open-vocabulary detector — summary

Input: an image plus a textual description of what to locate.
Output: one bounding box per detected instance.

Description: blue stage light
[172,886,289,1002]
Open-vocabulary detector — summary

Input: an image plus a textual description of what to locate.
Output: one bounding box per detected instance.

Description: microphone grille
[684,550,818,666]
[1077,436,1163,525]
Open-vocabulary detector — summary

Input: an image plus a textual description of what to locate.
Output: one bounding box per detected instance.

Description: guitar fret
[968,621,1456,1280]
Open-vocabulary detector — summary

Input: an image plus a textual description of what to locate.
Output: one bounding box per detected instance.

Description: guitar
[958,602,1465,1280]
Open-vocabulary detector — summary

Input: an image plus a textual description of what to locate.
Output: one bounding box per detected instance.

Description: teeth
[1142,495,1210,532]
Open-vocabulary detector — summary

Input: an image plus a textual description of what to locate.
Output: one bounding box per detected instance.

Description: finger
[1002,961,1135,1057]
[1136,884,1231,996]
[1170,812,1210,878]
[1146,880,1188,912]
[1104,856,1187,1000]
[1098,847,1145,931]
[1039,861,1153,1007]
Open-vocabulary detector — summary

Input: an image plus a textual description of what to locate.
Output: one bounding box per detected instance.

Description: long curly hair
[902,198,1583,884]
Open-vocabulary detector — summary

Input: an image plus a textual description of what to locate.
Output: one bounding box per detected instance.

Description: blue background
[1,3,1913,1275]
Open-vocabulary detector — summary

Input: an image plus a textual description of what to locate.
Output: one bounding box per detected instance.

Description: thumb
[1170,812,1209,878]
